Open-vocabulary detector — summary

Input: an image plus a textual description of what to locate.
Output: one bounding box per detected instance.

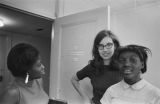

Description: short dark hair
[115,44,151,73]
[7,43,39,77]
[91,30,120,71]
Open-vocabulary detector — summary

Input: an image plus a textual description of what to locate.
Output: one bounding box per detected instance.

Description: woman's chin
[102,56,112,60]
[124,74,133,80]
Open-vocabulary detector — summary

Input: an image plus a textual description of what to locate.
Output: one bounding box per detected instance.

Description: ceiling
[0,4,53,38]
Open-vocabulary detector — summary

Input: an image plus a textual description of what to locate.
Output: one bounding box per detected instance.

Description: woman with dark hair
[0,43,49,104]
[101,45,160,104]
[71,30,122,104]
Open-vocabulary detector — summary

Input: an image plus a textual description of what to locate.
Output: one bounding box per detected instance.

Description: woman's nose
[41,64,45,69]
[103,47,109,51]
[124,60,131,66]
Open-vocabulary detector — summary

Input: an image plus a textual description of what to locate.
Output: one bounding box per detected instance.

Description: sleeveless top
[12,78,49,104]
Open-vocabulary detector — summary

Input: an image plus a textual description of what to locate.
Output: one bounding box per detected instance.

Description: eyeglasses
[97,43,114,50]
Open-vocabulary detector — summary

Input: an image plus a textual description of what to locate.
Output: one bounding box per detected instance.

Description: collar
[121,79,147,90]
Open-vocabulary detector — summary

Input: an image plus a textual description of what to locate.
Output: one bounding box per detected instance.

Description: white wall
[57,0,108,17]
[111,3,160,88]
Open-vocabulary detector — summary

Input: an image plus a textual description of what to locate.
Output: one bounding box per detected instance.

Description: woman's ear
[141,62,144,69]
[114,44,117,50]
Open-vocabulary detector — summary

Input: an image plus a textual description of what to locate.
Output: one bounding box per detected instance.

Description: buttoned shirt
[100,79,160,104]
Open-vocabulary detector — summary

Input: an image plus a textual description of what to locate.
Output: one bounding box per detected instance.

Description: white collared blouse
[100,79,160,104]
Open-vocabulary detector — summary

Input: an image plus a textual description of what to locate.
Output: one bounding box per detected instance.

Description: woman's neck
[103,59,111,65]
[15,77,34,87]
[124,78,142,85]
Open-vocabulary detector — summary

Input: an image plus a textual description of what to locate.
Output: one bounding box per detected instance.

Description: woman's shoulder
[76,61,96,79]
[4,84,19,96]
[80,61,96,71]
[0,84,19,103]
[145,80,160,93]
[107,81,122,93]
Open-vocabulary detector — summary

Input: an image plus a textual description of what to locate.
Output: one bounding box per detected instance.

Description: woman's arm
[71,74,91,103]
[0,86,19,104]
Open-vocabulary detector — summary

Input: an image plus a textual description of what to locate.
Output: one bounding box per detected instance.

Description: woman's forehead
[100,36,113,44]
[119,51,139,58]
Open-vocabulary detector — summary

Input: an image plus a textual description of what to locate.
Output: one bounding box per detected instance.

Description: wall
[0,35,8,95]
[57,0,107,17]
[111,2,160,88]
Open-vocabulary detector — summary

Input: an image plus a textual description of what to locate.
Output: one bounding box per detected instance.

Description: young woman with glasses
[71,30,123,104]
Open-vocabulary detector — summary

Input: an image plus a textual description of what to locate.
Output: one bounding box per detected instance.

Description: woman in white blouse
[101,45,160,104]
